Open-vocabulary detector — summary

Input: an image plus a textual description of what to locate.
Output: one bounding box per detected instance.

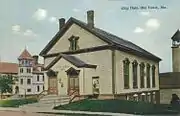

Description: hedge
[54,99,179,115]
[0,98,38,107]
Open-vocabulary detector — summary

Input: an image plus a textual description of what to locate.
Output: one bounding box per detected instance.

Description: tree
[0,75,14,99]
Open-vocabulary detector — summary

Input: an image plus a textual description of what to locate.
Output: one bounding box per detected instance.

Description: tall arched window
[132,60,138,88]
[146,64,150,88]
[152,65,156,87]
[123,58,130,89]
[140,62,145,88]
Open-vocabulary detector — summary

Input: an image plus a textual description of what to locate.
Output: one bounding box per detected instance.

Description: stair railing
[69,90,80,103]
[37,90,48,100]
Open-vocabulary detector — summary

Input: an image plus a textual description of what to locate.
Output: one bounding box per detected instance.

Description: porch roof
[44,54,97,70]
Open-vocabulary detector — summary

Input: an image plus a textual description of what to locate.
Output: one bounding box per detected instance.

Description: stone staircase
[20,94,71,112]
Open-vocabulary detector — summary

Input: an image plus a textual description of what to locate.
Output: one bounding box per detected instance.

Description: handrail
[68,89,80,103]
[69,89,78,96]
[69,94,80,103]
[37,90,48,100]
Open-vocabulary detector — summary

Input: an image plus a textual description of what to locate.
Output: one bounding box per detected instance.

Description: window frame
[68,36,79,51]
[27,79,31,84]
[140,62,145,88]
[37,75,39,81]
[37,85,40,92]
[20,79,23,84]
[123,58,130,89]
[132,60,138,89]
[146,64,151,88]
[20,68,23,73]
[42,75,44,81]
[27,89,31,92]
[152,65,156,88]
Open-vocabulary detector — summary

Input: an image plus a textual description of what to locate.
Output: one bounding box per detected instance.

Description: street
[0,111,59,116]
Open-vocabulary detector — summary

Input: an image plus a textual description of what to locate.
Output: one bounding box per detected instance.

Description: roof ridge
[40,16,161,61]
[71,17,158,57]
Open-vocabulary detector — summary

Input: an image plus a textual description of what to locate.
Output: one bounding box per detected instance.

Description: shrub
[0,98,38,107]
[54,99,179,115]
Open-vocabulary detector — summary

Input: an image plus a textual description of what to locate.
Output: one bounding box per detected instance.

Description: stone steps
[40,95,70,101]
[20,94,71,111]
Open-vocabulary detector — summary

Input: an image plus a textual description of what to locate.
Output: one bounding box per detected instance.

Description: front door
[68,76,79,95]
[48,77,58,94]
[66,67,80,95]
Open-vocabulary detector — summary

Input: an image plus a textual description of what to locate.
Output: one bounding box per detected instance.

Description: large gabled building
[40,10,161,103]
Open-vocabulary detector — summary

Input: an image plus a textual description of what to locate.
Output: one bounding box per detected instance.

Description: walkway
[0,107,136,116]
[0,110,56,116]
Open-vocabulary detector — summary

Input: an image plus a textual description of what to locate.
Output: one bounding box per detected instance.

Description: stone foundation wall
[160,88,180,104]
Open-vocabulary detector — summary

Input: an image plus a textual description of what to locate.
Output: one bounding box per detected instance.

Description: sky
[0,0,179,73]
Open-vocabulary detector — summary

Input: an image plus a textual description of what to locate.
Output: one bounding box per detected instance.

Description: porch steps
[20,94,70,112]
[39,94,70,105]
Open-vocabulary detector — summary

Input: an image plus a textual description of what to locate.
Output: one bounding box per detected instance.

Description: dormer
[68,35,80,51]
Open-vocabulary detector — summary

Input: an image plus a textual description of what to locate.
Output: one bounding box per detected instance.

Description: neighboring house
[18,49,45,96]
[40,10,161,103]
[0,62,18,97]
[160,30,180,104]
[0,49,44,98]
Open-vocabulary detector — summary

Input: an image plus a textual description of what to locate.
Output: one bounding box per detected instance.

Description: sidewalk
[0,107,137,116]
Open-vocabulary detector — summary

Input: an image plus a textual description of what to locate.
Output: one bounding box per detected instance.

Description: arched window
[140,62,145,88]
[123,58,130,89]
[146,64,150,88]
[152,65,156,87]
[132,60,138,88]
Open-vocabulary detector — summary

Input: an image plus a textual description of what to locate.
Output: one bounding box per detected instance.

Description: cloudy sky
[0,0,179,73]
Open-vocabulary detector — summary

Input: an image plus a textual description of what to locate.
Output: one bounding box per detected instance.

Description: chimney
[33,55,38,65]
[59,18,65,30]
[87,10,94,28]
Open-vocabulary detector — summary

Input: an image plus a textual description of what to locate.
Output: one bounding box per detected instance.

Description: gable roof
[0,62,18,74]
[45,54,97,70]
[39,17,161,62]
[18,49,33,60]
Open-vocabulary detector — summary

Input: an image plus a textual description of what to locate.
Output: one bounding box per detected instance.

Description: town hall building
[40,10,161,103]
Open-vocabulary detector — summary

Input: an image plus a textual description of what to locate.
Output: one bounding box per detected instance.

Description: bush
[0,98,38,107]
[54,99,179,115]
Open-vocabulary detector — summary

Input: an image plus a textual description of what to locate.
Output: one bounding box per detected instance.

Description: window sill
[124,87,129,89]
[133,86,138,89]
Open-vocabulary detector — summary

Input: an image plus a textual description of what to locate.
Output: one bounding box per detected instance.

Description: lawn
[54,99,179,115]
[0,98,38,107]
